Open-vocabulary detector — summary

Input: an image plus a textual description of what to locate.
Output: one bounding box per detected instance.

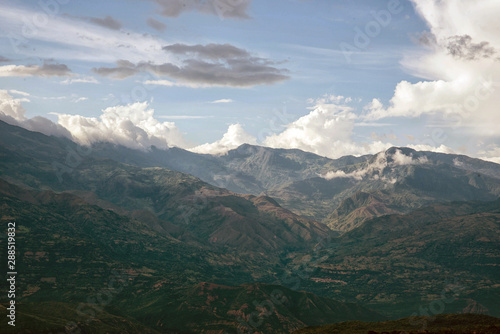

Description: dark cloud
[0,56,10,62]
[92,43,289,87]
[0,62,72,77]
[89,15,122,30]
[148,0,252,19]
[446,35,496,61]
[147,17,166,31]
[416,31,437,47]
[64,13,123,30]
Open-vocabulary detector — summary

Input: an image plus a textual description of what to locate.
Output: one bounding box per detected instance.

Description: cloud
[163,43,250,59]
[158,115,213,119]
[0,56,9,62]
[478,145,500,164]
[93,43,289,87]
[61,76,99,85]
[74,97,88,103]
[0,62,72,77]
[8,90,30,97]
[363,0,500,138]
[210,99,233,103]
[0,5,172,64]
[148,0,252,19]
[144,79,177,86]
[263,95,392,159]
[1,90,189,151]
[321,149,429,181]
[147,17,166,31]
[54,102,189,150]
[88,16,122,30]
[0,90,72,138]
[445,35,496,61]
[190,123,257,155]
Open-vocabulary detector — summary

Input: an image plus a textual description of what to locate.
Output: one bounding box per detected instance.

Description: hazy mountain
[89,139,371,195]
[268,147,500,231]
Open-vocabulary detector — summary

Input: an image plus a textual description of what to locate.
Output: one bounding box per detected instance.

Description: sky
[0,0,499,162]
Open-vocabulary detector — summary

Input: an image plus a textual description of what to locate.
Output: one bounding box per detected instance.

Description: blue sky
[0,0,499,162]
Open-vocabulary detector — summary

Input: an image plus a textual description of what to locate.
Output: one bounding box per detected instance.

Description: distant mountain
[89,141,371,195]
[0,121,332,253]
[268,147,500,231]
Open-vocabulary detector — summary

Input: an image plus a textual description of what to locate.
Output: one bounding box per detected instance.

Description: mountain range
[0,119,499,333]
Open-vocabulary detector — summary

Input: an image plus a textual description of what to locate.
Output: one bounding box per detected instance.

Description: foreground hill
[0,179,381,334]
[294,313,500,334]
[286,198,500,318]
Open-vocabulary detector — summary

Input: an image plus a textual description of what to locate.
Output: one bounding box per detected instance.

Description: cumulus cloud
[0,90,72,138]
[364,0,500,138]
[190,123,257,155]
[0,62,72,77]
[1,90,190,151]
[147,17,166,31]
[93,43,289,87]
[263,95,392,159]
[54,102,188,150]
[148,0,252,19]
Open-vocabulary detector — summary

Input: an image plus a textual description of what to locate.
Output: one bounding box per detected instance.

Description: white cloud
[61,76,99,85]
[478,145,500,164]
[144,79,177,87]
[8,89,30,97]
[406,144,455,154]
[263,95,392,159]
[363,0,500,138]
[1,90,190,151]
[55,102,188,150]
[158,115,213,120]
[0,5,173,64]
[210,99,233,104]
[0,90,72,138]
[321,149,429,181]
[190,123,257,155]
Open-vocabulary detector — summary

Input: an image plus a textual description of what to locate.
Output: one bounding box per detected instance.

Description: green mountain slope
[285,199,500,318]
[0,179,381,334]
